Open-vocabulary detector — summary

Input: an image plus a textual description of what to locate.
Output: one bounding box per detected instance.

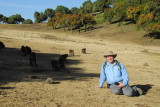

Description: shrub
[22,19,33,24]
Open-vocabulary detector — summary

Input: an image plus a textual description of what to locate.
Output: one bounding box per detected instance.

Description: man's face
[106,55,114,63]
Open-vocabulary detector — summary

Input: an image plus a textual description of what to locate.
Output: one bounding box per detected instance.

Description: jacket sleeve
[120,63,129,86]
[99,63,106,87]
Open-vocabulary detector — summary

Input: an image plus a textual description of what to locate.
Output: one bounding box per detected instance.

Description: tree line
[0,14,33,24]
[0,0,108,24]
[102,0,160,37]
[34,0,110,24]
[47,13,96,32]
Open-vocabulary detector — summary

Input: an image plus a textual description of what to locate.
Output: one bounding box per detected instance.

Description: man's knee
[110,85,123,95]
[122,86,134,97]
[111,89,123,95]
[123,91,133,97]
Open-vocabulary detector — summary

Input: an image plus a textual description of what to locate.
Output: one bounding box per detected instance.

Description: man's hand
[96,86,101,88]
[117,82,124,88]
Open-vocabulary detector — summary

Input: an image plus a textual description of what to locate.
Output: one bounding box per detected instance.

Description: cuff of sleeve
[123,81,128,86]
[99,84,103,87]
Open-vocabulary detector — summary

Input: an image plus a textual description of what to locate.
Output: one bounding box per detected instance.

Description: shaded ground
[0,47,98,85]
[0,24,160,107]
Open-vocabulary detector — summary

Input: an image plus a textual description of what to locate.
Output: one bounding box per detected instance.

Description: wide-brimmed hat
[104,51,117,58]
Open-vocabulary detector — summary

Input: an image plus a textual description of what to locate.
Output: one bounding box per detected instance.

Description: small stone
[45,78,54,84]
[143,63,149,66]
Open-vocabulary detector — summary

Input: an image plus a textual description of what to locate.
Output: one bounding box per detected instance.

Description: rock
[143,63,149,66]
[45,78,54,84]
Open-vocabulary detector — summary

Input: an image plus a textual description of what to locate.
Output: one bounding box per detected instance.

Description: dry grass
[0,23,160,107]
[1,23,159,46]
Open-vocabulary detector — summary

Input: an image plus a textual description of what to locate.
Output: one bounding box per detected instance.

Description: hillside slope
[0,23,160,47]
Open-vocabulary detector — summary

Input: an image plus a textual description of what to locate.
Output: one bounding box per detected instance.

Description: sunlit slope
[0,23,160,46]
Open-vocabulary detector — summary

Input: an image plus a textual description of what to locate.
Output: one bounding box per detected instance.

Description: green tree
[55,5,71,14]
[108,0,117,4]
[137,1,160,37]
[8,14,24,24]
[104,8,115,24]
[97,0,109,12]
[44,8,55,18]
[92,1,100,12]
[1,16,8,23]
[80,14,96,32]
[22,19,33,24]
[34,11,40,23]
[79,7,85,14]
[14,14,24,23]
[8,16,16,24]
[0,14,3,22]
[126,6,143,23]
[34,11,47,23]
[39,12,47,22]
[82,0,93,13]
[113,1,128,26]
[71,7,79,14]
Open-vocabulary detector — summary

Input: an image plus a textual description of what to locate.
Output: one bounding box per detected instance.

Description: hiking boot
[133,86,143,96]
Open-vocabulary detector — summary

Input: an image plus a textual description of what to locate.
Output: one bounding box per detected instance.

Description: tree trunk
[109,20,112,24]
[52,23,54,29]
[79,27,81,33]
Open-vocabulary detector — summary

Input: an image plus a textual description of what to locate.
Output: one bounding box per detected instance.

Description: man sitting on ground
[96,51,143,97]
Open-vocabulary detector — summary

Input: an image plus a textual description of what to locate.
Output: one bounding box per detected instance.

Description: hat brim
[104,54,117,58]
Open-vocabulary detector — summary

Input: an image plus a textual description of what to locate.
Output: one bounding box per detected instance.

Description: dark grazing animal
[0,45,2,51]
[51,54,68,71]
[60,54,68,58]
[69,49,74,56]
[51,60,60,71]
[25,46,32,55]
[82,48,86,54]
[0,42,5,48]
[58,54,69,71]
[21,46,32,56]
[21,46,25,53]
[30,52,38,67]
[59,54,68,64]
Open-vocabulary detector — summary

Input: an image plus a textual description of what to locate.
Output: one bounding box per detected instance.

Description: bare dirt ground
[0,25,160,107]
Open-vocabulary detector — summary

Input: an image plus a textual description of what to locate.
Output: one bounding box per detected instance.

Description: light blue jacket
[99,60,129,87]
